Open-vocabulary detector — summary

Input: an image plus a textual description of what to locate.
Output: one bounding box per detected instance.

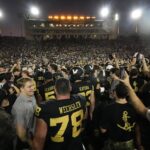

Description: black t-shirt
[100,102,137,142]
[38,81,55,101]
[71,81,93,107]
[138,89,150,143]
[35,95,86,150]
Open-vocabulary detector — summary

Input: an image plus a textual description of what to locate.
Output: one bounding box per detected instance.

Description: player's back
[71,80,93,107]
[35,95,86,150]
[38,80,55,101]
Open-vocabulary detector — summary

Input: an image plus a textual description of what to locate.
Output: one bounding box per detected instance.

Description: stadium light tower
[30,6,40,17]
[0,9,3,19]
[131,9,142,33]
[115,13,120,35]
[115,13,119,21]
[100,7,110,18]
[0,9,3,35]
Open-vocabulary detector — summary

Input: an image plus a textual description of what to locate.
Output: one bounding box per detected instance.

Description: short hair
[55,78,70,95]
[115,82,128,99]
[0,110,16,150]
[0,90,7,106]
[17,77,33,89]
[0,73,5,82]
[4,72,12,81]
[21,70,30,77]
[50,64,58,72]
[13,68,20,73]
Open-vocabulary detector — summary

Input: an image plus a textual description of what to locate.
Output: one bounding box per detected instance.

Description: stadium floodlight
[115,13,120,35]
[115,13,119,21]
[0,10,3,19]
[100,7,110,18]
[131,9,142,33]
[30,6,40,16]
[131,9,142,20]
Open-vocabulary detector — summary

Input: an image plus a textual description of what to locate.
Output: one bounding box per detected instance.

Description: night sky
[0,0,150,36]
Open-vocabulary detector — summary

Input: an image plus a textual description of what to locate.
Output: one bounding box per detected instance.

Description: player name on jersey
[79,86,90,91]
[59,101,81,114]
[44,86,54,92]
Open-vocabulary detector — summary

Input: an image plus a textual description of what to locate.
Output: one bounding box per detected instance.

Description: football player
[38,72,56,101]
[33,78,86,150]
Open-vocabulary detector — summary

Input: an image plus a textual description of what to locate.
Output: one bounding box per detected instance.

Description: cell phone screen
[120,68,125,79]
[100,87,105,93]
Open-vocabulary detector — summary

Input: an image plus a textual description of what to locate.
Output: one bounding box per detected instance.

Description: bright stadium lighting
[0,10,3,18]
[73,16,78,20]
[54,16,59,19]
[67,16,72,20]
[100,7,110,18]
[79,16,84,20]
[60,16,65,20]
[48,16,53,19]
[131,9,142,20]
[86,16,90,19]
[131,9,142,33]
[115,13,120,35]
[30,6,40,16]
[115,13,119,21]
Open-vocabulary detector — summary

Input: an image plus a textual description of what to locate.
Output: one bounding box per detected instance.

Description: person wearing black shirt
[137,82,150,150]
[70,66,95,150]
[33,78,86,150]
[0,108,16,150]
[100,82,137,150]
[0,89,10,113]
[38,72,56,101]
[70,67,95,120]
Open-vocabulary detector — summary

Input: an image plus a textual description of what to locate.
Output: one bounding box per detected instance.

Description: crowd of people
[0,36,150,150]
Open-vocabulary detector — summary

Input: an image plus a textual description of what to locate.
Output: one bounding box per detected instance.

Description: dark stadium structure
[25,15,117,40]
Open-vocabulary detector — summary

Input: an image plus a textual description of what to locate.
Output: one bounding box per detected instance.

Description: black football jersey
[84,76,98,90]
[71,81,94,107]
[35,95,86,150]
[38,81,56,101]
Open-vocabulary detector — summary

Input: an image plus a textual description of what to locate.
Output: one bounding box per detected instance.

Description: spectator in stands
[0,73,6,89]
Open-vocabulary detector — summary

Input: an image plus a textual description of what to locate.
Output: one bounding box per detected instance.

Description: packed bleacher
[0,36,150,150]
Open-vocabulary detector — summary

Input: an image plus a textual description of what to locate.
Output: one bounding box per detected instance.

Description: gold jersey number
[79,90,92,106]
[45,91,56,101]
[50,109,84,142]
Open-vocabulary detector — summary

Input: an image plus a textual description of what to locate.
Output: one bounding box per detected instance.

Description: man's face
[21,72,28,78]
[0,67,6,73]
[48,65,52,72]
[1,98,9,108]
[14,71,20,76]
[21,81,35,97]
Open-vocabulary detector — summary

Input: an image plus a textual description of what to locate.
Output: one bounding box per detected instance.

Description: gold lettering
[79,86,90,91]
[59,101,81,114]
[45,86,54,92]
